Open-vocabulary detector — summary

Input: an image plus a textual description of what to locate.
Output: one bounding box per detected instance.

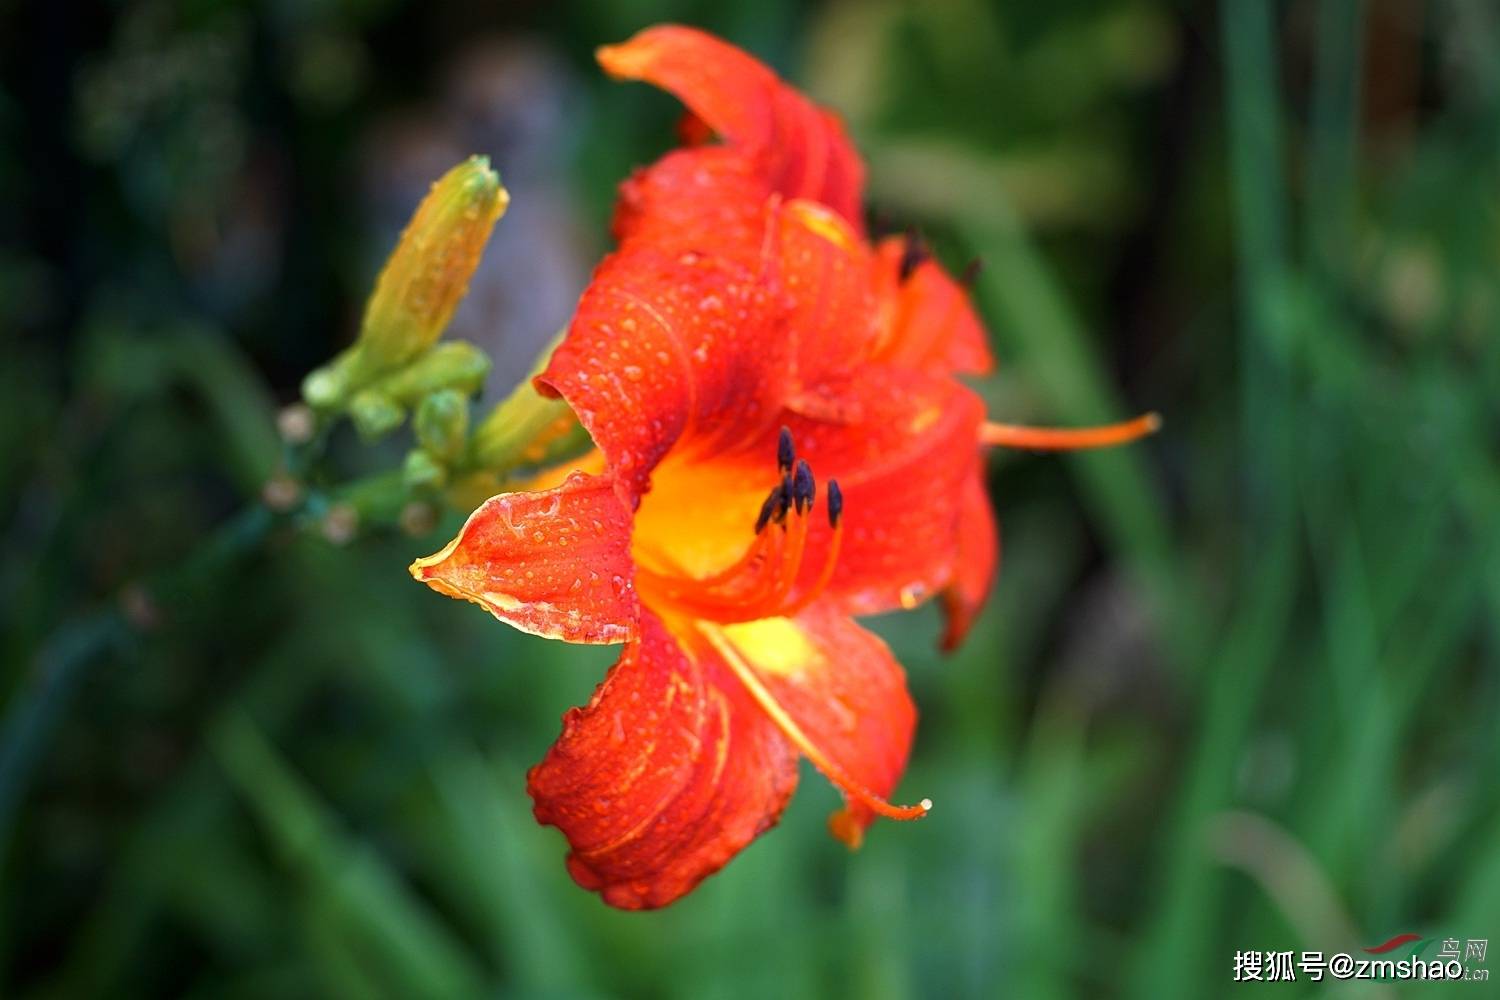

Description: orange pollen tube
[777,522,842,618]
[738,513,809,621]
[979,412,1161,451]
[698,623,932,822]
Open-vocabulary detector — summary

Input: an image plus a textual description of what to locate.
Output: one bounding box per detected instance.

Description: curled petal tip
[595,40,644,78]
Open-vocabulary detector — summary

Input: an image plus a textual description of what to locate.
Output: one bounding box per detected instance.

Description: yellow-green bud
[403,449,448,492]
[348,391,404,439]
[362,155,507,365]
[302,156,507,409]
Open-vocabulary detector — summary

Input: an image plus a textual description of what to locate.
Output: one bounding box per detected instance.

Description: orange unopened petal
[598,25,866,229]
[410,471,638,644]
[528,610,799,909]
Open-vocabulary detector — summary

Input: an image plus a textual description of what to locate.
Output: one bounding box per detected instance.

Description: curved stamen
[981,412,1161,451]
[777,478,843,618]
[699,621,932,822]
[634,432,850,624]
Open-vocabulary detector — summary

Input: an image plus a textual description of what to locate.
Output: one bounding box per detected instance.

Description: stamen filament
[698,623,932,822]
[740,513,808,621]
[980,412,1161,451]
[777,522,842,618]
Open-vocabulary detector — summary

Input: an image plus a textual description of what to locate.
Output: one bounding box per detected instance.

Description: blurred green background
[3,0,1499,996]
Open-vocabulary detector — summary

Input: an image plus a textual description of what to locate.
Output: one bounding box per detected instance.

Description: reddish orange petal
[782,366,986,616]
[598,25,866,229]
[871,237,994,376]
[777,199,879,385]
[409,471,637,644]
[528,610,799,909]
[940,463,999,651]
[611,146,770,268]
[536,238,790,501]
[700,605,920,848]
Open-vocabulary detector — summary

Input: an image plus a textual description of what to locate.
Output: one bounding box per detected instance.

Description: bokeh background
[4,1,1499,997]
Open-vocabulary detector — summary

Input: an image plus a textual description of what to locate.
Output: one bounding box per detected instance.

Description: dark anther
[777,426,795,475]
[827,480,844,528]
[775,473,793,526]
[899,228,929,281]
[755,484,784,534]
[792,459,815,514]
[960,257,984,287]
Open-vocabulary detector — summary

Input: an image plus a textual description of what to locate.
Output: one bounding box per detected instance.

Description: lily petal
[939,462,999,651]
[777,199,879,385]
[871,236,995,376]
[701,604,919,848]
[785,365,986,616]
[537,238,790,501]
[597,25,866,229]
[612,146,771,269]
[410,471,638,644]
[528,610,799,909]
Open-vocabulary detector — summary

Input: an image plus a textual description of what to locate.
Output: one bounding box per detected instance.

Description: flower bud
[342,342,491,440]
[403,449,448,492]
[303,156,507,408]
[362,156,507,365]
[364,341,490,407]
[348,391,404,439]
[414,388,470,462]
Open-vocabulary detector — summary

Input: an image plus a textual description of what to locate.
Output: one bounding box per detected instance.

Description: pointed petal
[871,237,994,376]
[777,199,879,385]
[528,610,798,909]
[940,463,999,651]
[410,471,637,644]
[703,606,918,848]
[786,366,987,616]
[536,235,790,501]
[598,25,866,229]
[611,146,771,269]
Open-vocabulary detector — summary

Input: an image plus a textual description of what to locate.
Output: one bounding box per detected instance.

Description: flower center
[633,427,844,624]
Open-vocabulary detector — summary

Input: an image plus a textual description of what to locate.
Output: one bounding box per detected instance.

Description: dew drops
[623,364,644,382]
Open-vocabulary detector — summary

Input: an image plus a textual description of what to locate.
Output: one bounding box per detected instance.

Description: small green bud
[414,388,470,462]
[403,448,448,492]
[365,341,491,407]
[348,390,404,439]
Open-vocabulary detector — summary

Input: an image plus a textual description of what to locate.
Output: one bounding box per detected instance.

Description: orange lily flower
[411,25,1156,909]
